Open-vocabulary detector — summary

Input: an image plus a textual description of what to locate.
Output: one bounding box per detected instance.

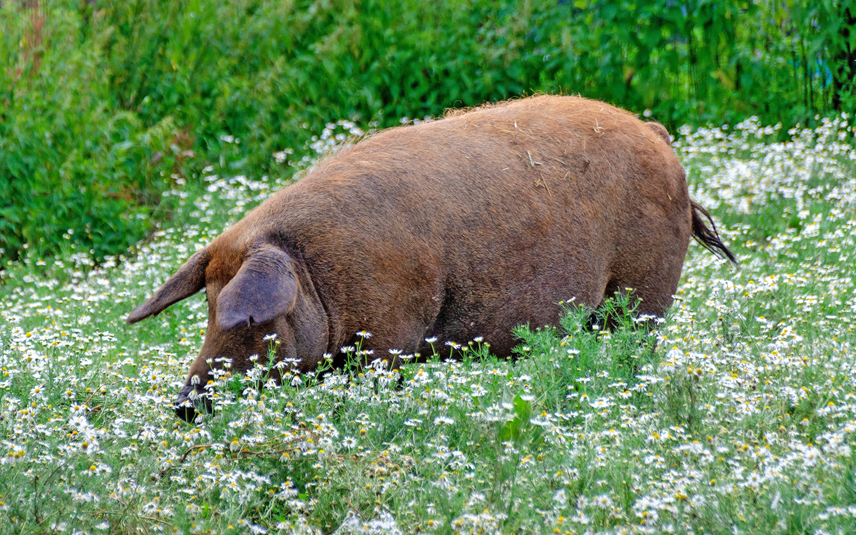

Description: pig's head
[128,245,328,422]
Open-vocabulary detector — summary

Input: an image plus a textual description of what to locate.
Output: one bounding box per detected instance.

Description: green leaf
[513,392,532,422]
[499,393,532,443]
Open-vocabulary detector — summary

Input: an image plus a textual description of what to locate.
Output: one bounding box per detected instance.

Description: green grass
[0,115,855,534]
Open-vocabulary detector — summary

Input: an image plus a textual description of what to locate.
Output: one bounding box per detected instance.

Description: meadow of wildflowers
[1,116,855,534]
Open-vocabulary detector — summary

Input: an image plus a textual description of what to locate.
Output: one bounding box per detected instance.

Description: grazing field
[1,117,855,534]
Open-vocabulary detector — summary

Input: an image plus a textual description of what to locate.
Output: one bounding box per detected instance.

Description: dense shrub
[1,0,854,261]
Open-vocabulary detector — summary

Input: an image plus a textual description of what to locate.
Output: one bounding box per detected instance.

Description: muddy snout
[174,384,214,422]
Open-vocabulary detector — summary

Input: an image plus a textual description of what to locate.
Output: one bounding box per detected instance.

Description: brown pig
[128,95,735,421]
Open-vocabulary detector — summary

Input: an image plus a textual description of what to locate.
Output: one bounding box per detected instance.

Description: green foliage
[0,3,184,259]
[514,293,660,413]
[498,392,533,443]
[2,0,855,261]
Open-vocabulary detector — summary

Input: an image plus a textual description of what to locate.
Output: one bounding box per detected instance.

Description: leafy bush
[0,2,187,259]
[1,0,854,261]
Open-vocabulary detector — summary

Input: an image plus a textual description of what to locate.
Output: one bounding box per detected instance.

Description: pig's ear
[128,249,210,324]
[216,247,298,330]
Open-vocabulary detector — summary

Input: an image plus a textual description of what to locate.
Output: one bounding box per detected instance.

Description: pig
[128,95,735,421]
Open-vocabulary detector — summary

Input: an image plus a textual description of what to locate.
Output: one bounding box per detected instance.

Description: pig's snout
[174,384,213,423]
